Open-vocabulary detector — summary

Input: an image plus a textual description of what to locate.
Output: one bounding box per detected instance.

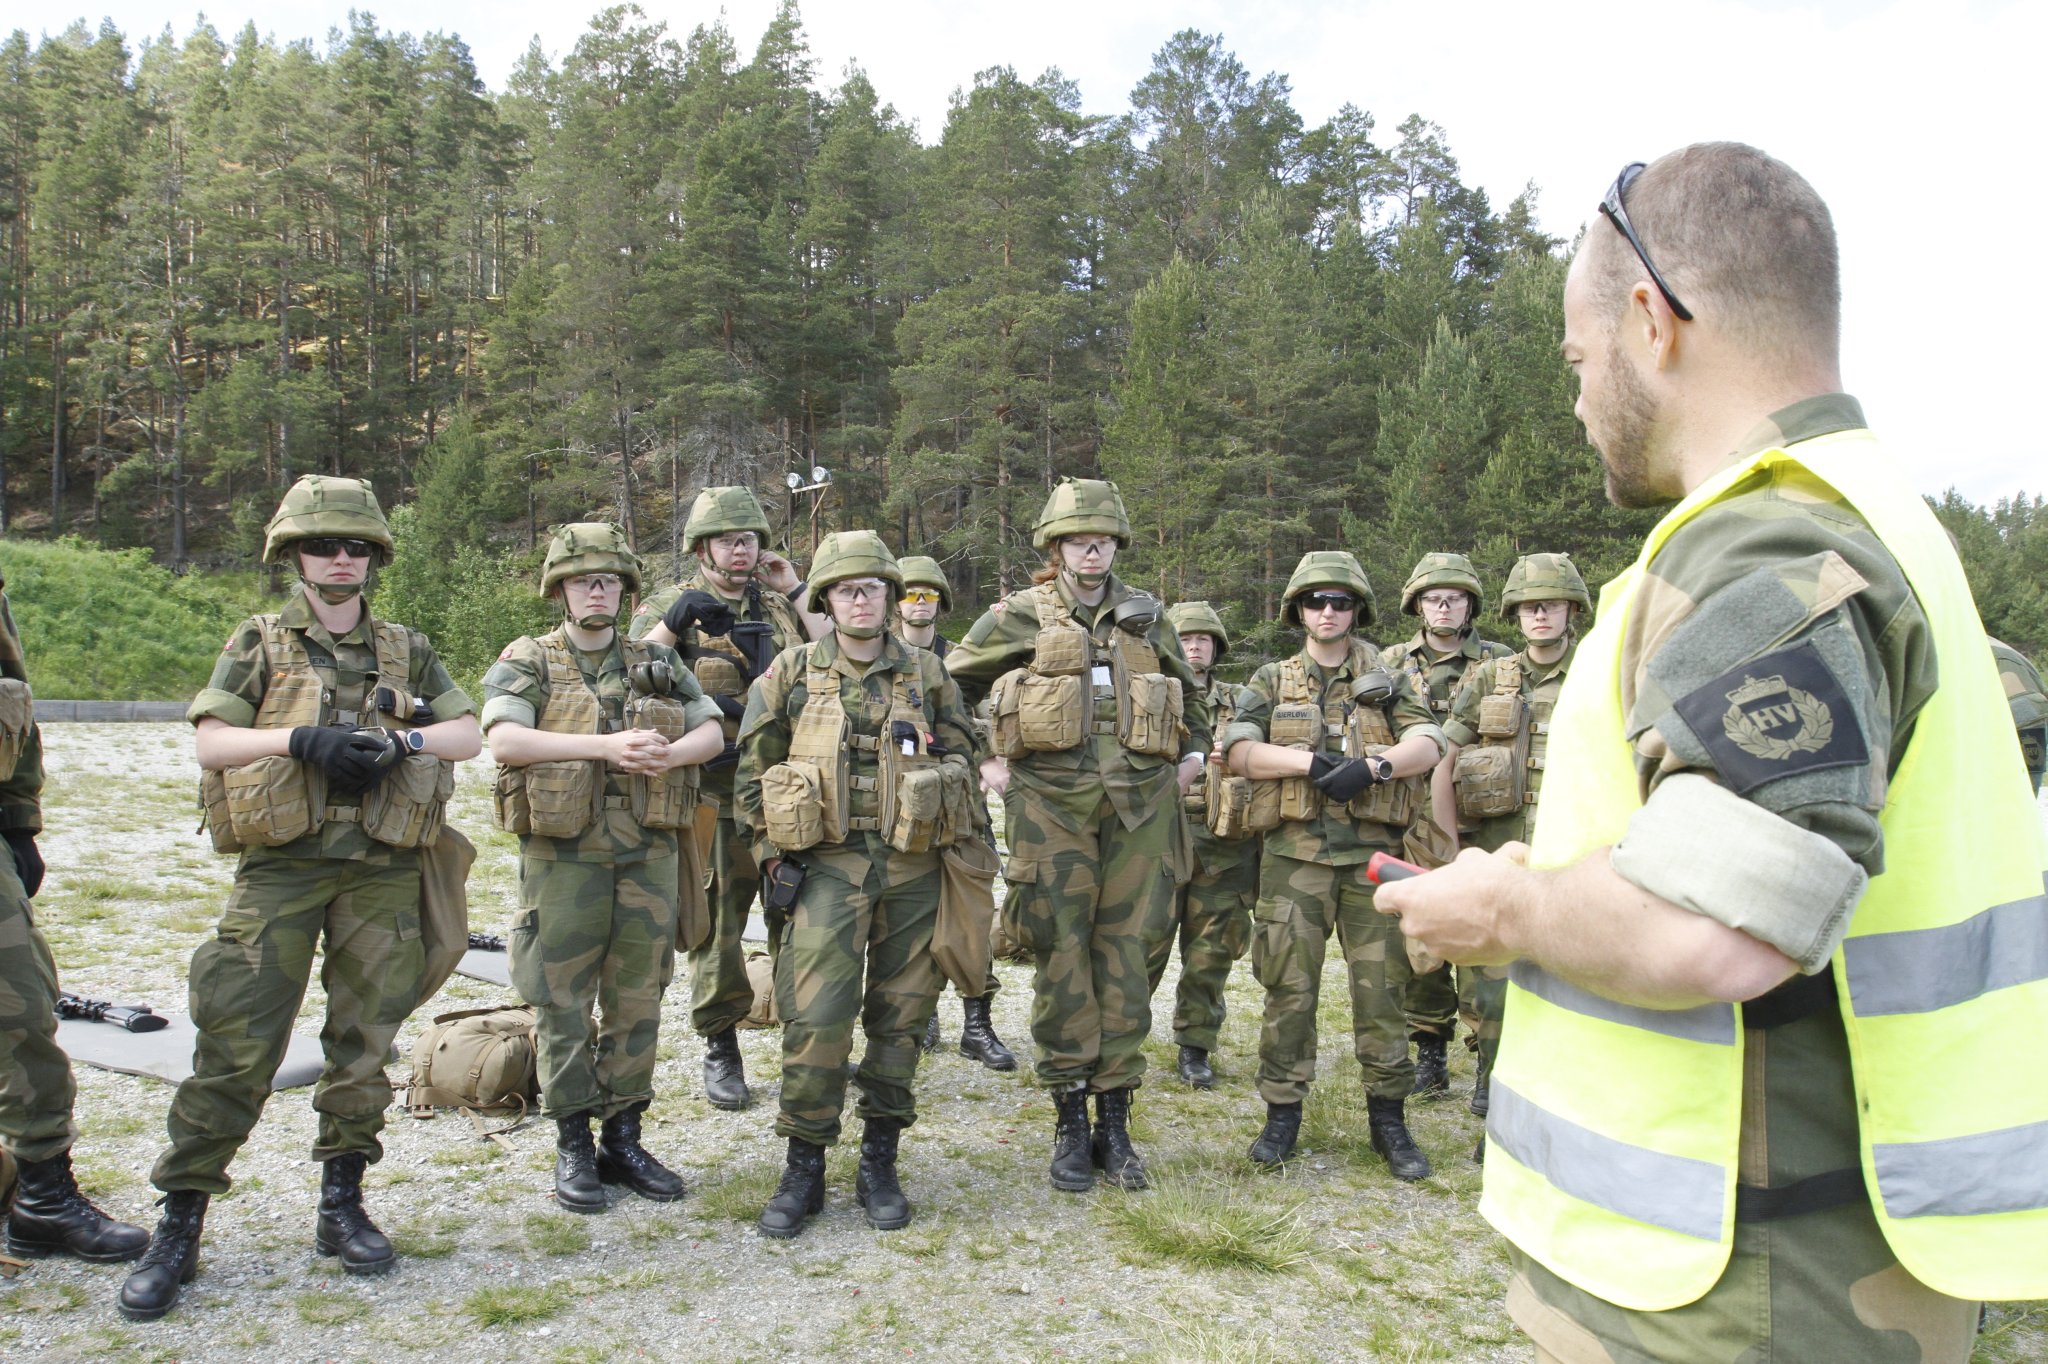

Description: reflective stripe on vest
[1482,427,2048,1309]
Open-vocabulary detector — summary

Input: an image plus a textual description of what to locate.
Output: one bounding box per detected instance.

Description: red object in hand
[1366,852,1426,884]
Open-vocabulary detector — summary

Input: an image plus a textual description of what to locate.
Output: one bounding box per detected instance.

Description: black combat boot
[597,1105,686,1202]
[1247,1101,1302,1167]
[1048,1088,1094,1193]
[1175,1044,1215,1089]
[758,1138,826,1239]
[921,1011,942,1053]
[1412,1032,1450,1098]
[5,1150,148,1261]
[1469,1055,1492,1118]
[958,997,1017,1072]
[116,1191,208,1321]
[1367,1096,1433,1181]
[702,1026,750,1110]
[854,1118,912,1231]
[553,1114,607,1214]
[1090,1088,1148,1191]
[314,1152,395,1275]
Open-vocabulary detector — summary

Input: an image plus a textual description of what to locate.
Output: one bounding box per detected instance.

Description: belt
[602,794,632,811]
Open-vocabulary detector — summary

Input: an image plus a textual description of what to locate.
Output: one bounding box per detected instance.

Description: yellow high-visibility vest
[1480,427,2048,1309]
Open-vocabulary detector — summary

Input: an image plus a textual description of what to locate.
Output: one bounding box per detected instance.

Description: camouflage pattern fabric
[1991,637,2046,794]
[1382,626,1508,1039]
[1508,395,1968,1359]
[0,580,43,834]
[1250,852,1416,1103]
[151,853,425,1193]
[508,854,679,1120]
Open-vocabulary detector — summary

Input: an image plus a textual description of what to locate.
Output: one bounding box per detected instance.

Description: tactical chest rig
[987,583,1184,761]
[492,630,699,839]
[1403,642,1490,720]
[199,615,449,853]
[1452,656,1550,820]
[759,649,976,855]
[1260,641,1418,829]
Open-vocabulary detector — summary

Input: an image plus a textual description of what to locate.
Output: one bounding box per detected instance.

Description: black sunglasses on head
[1301,592,1358,613]
[1598,162,1694,322]
[298,537,378,559]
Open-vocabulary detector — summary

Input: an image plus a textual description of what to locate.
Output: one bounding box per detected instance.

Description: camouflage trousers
[153,850,426,1194]
[0,857,75,1161]
[1468,966,1507,1082]
[1144,849,1256,1052]
[510,850,679,1122]
[1002,789,1180,1092]
[1251,851,1418,1105]
[772,855,943,1146]
[1507,1208,1978,1364]
[688,803,780,1037]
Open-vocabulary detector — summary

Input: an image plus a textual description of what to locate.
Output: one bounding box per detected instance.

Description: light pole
[784,465,833,560]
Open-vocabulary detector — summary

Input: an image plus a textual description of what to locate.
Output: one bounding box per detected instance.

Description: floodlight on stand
[785,471,803,490]
[811,466,831,485]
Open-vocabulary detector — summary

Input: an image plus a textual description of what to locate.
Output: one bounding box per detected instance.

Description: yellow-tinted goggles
[902,588,942,605]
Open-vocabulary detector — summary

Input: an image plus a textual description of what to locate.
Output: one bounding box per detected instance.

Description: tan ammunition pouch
[1343,684,1417,828]
[1265,657,1327,822]
[1205,766,1276,839]
[759,761,827,850]
[362,753,454,849]
[990,584,1179,759]
[0,678,31,781]
[760,653,852,850]
[492,632,605,838]
[1454,657,1531,820]
[222,755,319,847]
[625,670,701,830]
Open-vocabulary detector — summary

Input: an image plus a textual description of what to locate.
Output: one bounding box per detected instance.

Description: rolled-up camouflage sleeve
[1441,659,1492,749]
[480,638,545,732]
[187,616,271,729]
[945,594,1040,708]
[1221,663,1279,753]
[406,629,475,720]
[1387,667,1447,760]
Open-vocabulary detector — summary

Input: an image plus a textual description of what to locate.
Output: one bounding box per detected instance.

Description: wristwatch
[401,728,426,754]
[1368,755,1393,782]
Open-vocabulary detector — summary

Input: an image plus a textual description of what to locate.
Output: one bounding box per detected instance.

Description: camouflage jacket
[1382,627,1511,723]
[734,631,982,887]
[1185,673,1259,874]
[481,630,716,863]
[946,572,1211,834]
[0,577,42,833]
[1443,639,1577,848]
[1221,641,1444,865]
[189,593,473,861]
[1991,636,2046,793]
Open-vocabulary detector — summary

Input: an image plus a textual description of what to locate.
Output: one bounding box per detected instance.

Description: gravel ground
[6,723,2043,1364]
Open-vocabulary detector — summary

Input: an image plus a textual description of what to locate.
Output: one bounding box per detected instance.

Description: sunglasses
[1301,592,1358,613]
[1598,162,1694,322]
[298,537,377,559]
[901,588,942,605]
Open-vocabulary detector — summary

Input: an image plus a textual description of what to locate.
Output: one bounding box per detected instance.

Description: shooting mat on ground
[57,1014,329,1090]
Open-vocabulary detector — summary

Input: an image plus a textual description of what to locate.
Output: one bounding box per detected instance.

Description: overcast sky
[47,0,2047,505]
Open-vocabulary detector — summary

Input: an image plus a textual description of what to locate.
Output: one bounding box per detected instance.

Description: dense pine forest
[2,5,2042,682]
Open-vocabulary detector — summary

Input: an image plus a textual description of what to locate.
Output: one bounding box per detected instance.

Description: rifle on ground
[55,993,168,1034]
[466,932,506,952]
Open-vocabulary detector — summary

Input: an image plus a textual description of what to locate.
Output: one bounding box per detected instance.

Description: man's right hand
[663,590,736,639]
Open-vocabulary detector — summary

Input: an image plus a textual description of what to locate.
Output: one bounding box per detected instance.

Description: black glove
[288,725,387,795]
[728,620,775,679]
[663,590,735,639]
[707,742,742,770]
[712,694,747,721]
[4,830,44,898]
[1309,752,1384,803]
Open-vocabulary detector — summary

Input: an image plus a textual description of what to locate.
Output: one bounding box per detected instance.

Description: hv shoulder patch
[1669,640,1868,796]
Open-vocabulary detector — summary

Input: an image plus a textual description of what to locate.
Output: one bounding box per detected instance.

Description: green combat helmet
[1167,601,1231,660]
[897,555,952,611]
[1281,551,1377,628]
[1499,552,1592,620]
[1399,552,1484,616]
[541,522,643,597]
[262,475,394,566]
[802,530,903,615]
[1032,478,1131,549]
[683,485,772,553]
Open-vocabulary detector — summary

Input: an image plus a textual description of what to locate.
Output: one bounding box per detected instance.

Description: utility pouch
[1204,769,1264,841]
[1182,764,1208,816]
[1455,742,1528,820]
[197,769,241,853]
[760,761,827,851]
[693,652,747,739]
[1031,622,1090,677]
[1478,691,1527,739]
[0,678,30,780]
[885,764,946,854]
[1347,757,1416,828]
[762,858,805,912]
[361,751,453,848]
[492,765,531,835]
[989,673,1026,760]
[1268,700,1324,822]
[1012,673,1084,751]
[514,760,600,839]
[1117,668,1183,758]
[223,755,317,847]
[626,694,700,830]
[1343,697,1412,826]
[787,677,850,842]
[937,760,980,845]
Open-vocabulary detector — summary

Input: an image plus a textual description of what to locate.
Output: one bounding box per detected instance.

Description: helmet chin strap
[1066,566,1109,590]
[837,621,885,641]
[311,581,364,605]
[573,611,618,632]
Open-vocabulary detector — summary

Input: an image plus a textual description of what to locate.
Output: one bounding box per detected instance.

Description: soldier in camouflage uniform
[1381,553,1510,1099]
[1431,553,1588,1149]
[899,555,1016,1072]
[1221,552,1447,1179]
[122,476,481,1320]
[734,532,983,1237]
[631,487,816,1111]
[1146,601,1259,1089]
[483,524,723,1213]
[1990,638,2045,794]
[946,479,1211,1193]
[0,576,150,1267]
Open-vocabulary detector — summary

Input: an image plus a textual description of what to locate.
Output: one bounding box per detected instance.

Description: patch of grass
[4,1280,89,1313]
[525,1211,593,1255]
[464,1280,574,1327]
[429,1142,501,1167]
[692,1163,781,1224]
[390,1214,465,1259]
[879,1218,952,1258]
[295,1290,369,1326]
[1101,1176,1314,1274]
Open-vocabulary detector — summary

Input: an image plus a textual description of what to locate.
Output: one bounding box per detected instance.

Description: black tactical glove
[1309,752,1384,803]
[663,590,735,639]
[712,693,748,721]
[4,829,44,898]
[706,742,742,770]
[728,620,775,679]
[289,725,386,794]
